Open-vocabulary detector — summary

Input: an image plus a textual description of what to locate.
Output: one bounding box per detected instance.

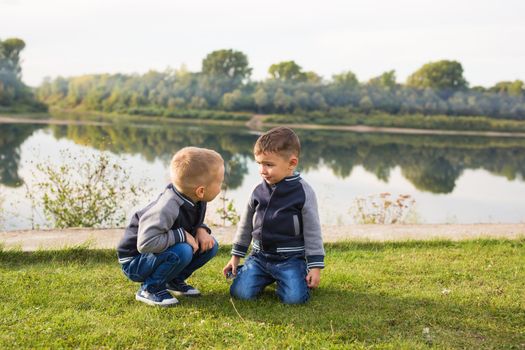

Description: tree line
[0,38,46,112]
[37,49,525,120]
[2,39,524,119]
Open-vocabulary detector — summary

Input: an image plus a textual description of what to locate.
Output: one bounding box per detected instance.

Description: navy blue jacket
[232,174,325,269]
[117,184,210,264]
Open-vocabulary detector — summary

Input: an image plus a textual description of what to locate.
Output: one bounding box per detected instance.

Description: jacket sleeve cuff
[306,255,325,269]
[231,243,249,258]
[169,228,186,244]
[197,224,212,234]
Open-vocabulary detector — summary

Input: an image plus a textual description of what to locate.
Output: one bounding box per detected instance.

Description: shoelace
[156,290,173,299]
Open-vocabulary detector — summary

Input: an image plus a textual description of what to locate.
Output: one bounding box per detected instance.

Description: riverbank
[3,111,525,138]
[1,224,524,251]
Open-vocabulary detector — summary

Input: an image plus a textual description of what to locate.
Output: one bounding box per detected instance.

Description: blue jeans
[230,251,310,304]
[122,238,219,292]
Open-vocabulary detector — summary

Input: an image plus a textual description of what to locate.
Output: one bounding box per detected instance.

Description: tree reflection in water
[0,123,44,187]
[1,121,525,194]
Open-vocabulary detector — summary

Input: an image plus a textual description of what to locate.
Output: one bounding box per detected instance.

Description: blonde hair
[170,147,224,193]
[254,126,301,158]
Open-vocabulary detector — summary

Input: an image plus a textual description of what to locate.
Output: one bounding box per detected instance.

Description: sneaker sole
[168,289,201,297]
[135,294,180,307]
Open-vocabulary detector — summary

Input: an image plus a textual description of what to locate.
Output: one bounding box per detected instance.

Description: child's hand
[185,231,199,253]
[223,256,241,278]
[195,227,214,253]
[306,268,321,288]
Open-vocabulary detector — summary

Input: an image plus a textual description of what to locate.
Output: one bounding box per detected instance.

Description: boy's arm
[231,194,255,258]
[197,223,212,234]
[223,194,255,277]
[222,255,241,277]
[301,180,325,270]
[306,268,321,288]
[137,193,186,254]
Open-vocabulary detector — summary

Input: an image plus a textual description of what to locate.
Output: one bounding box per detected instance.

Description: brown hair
[253,126,301,158]
[170,147,224,193]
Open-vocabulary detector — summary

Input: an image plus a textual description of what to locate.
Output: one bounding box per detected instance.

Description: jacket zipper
[260,183,277,251]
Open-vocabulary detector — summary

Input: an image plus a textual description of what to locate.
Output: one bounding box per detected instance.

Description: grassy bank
[0,102,48,114]
[267,112,525,133]
[5,107,525,135]
[48,107,252,122]
[1,240,523,349]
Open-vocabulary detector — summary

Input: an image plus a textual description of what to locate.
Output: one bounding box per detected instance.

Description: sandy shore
[1,224,524,251]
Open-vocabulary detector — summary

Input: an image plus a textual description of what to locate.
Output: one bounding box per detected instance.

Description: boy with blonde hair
[223,127,325,304]
[118,147,224,306]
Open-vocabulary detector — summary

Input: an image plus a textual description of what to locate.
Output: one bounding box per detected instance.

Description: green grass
[50,107,252,122]
[1,240,524,349]
[267,112,525,133]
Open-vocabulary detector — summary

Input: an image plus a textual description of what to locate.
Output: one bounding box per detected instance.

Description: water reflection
[0,124,45,187]
[299,130,525,193]
[1,121,525,194]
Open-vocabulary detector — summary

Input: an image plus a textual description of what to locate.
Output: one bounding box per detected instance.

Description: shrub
[31,150,148,228]
[350,193,417,224]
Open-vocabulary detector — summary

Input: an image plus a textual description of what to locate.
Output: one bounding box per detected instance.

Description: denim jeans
[122,238,219,293]
[230,251,310,304]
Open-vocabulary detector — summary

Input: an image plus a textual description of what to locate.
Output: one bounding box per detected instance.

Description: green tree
[359,95,373,113]
[311,92,328,110]
[201,49,252,81]
[188,96,208,109]
[268,61,306,82]
[490,80,524,96]
[222,89,242,110]
[273,88,292,112]
[199,50,251,106]
[305,71,322,84]
[0,38,25,78]
[293,90,310,110]
[332,71,359,89]
[0,37,46,111]
[368,70,397,90]
[406,60,468,94]
[253,88,269,112]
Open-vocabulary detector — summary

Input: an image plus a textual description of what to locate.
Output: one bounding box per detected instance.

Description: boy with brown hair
[118,147,224,306]
[223,127,325,304]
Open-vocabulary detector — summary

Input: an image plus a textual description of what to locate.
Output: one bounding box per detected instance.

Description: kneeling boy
[223,127,325,304]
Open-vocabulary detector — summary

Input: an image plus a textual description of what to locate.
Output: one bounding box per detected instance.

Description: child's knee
[229,279,259,300]
[210,238,219,256]
[279,290,310,304]
[166,243,193,266]
[277,280,310,304]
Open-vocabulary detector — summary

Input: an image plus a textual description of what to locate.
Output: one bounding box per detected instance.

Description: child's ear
[195,185,205,200]
[289,156,298,169]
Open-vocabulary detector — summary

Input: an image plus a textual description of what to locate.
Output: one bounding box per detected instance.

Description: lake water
[1,118,525,230]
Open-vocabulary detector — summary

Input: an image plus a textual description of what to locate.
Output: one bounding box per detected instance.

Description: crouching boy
[118,147,224,306]
[223,127,325,304]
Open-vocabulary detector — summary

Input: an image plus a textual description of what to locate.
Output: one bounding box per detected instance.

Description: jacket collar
[264,172,301,189]
[168,184,195,207]
[283,173,301,182]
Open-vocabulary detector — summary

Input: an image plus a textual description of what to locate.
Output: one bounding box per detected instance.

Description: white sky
[1,0,524,87]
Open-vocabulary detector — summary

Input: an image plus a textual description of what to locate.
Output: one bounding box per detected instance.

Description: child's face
[202,164,225,202]
[255,151,297,185]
